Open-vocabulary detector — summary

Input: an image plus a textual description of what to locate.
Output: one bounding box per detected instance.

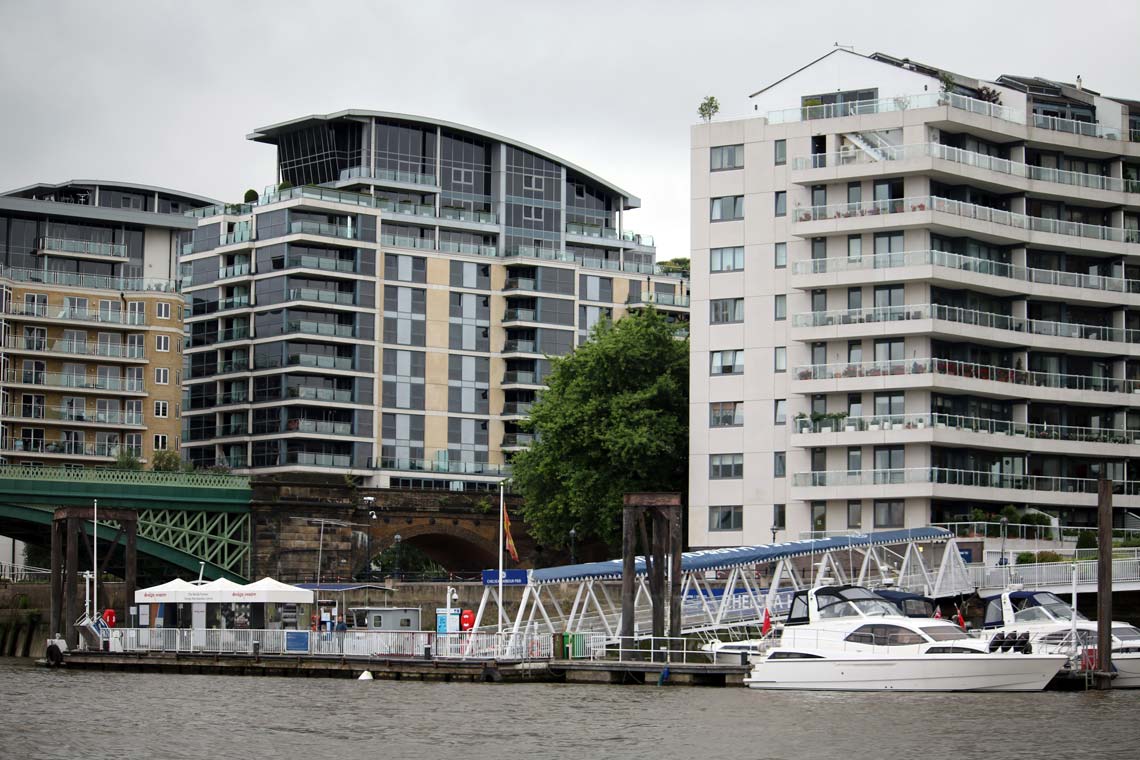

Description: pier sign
[482,569,528,586]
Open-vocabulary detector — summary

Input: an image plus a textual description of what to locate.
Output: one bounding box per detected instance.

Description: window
[848,287,862,311]
[774,451,786,478]
[774,192,787,216]
[711,144,744,170]
[710,350,743,375]
[812,502,827,532]
[155,335,170,352]
[848,235,862,261]
[452,167,474,185]
[523,206,544,221]
[523,175,544,192]
[773,503,786,529]
[874,499,905,528]
[711,246,744,272]
[848,341,863,364]
[774,294,786,320]
[154,434,168,451]
[774,399,786,425]
[710,401,743,427]
[710,298,744,324]
[847,447,862,473]
[711,196,744,221]
[811,237,826,260]
[774,242,787,268]
[774,140,787,166]
[154,401,168,418]
[154,367,169,385]
[710,454,744,479]
[847,500,862,529]
[873,446,905,484]
[156,302,171,320]
[709,505,743,531]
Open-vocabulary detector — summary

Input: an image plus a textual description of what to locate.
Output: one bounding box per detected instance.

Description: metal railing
[971,557,1140,591]
[628,292,690,307]
[286,288,356,306]
[767,92,1019,125]
[504,246,575,262]
[286,254,358,273]
[0,267,177,293]
[1031,112,1122,140]
[791,248,1140,295]
[264,184,376,209]
[38,236,128,259]
[285,452,353,468]
[792,142,1139,194]
[6,303,145,326]
[378,199,435,217]
[439,240,498,257]
[791,357,1136,395]
[792,302,1137,345]
[380,233,436,250]
[794,412,1140,445]
[286,320,356,338]
[932,521,1140,543]
[290,386,354,403]
[1,404,144,426]
[373,457,511,476]
[0,464,246,487]
[0,562,51,582]
[289,220,356,239]
[287,354,354,371]
[792,467,1140,495]
[339,166,437,186]
[1,439,122,457]
[286,418,354,436]
[110,628,552,661]
[440,206,497,224]
[4,369,145,392]
[3,337,145,359]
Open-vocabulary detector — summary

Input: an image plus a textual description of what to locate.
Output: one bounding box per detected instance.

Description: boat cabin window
[768,651,824,659]
[844,624,926,646]
[1013,607,1056,624]
[817,597,897,619]
[1113,626,1140,642]
[983,599,1004,627]
[787,594,810,625]
[926,646,983,654]
[920,625,968,641]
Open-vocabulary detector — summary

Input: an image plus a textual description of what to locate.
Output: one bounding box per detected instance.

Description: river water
[1,657,1136,760]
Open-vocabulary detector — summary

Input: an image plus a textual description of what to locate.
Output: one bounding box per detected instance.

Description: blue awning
[528,527,953,584]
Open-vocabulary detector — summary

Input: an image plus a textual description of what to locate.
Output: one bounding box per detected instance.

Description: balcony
[766,91,1019,125]
[380,233,436,251]
[287,354,355,371]
[0,440,121,459]
[1,404,144,427]
[288,386,355,404]
[6,370,145,394]
[0,267,177,293]
[793,412,1140,447]
[792,143,1140,195]
[218,264,252,279]
[504,277,537,292]
[37,236,129,260]
[791,249,1140,297]
[4,338,145,361]
[285,320,357,339]
[502,308,538,323]
[1031,113,1123,140]
[373,457,510,476]
[439,240,498,257]
[263,184,377,209]
[217,359,249,374]
[6,303,146,327]
[502,339,539,354]
[440,206,497,225]
[566,222,619,240]
[378,199,436,218]
[285,451,353,468]
[285,418,355,436]
[578,258,622,272]
[791,303,1138,349]
[289,221,356,240]
[502,370,545,386]
[795,194,1140,246]
[339,166,437,187]
[285,288,357,306]
[501,401,534,417]
[286,254,358,273]
[504,246,575,263]
[502,432,535,448]
[627,292,690,308]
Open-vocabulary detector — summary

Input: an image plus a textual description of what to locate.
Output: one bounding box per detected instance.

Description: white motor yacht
[982,590,1140,688]
[745,585,1065,692]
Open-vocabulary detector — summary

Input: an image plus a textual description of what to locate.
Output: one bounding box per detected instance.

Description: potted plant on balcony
[797,367,814,380]
[842,364,859,378]
[795,412,809,432]
[912,360,926,375]
[799,210,813,223]
[911,202,927,212]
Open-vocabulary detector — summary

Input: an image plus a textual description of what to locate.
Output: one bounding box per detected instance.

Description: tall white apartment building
[690,49,1140,547]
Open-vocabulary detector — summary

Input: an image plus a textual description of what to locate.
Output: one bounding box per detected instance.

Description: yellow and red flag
[503,503,519,563]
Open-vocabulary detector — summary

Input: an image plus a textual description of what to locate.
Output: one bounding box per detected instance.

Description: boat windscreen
[1114,626,1140,642]
[921,625,969,641]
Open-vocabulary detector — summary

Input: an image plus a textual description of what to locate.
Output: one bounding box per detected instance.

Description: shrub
[1015,552,1036,565]
[1076,531,1097,550]
[243,188,259,203]
[151,449,183,472]
[113,450,142,471]
[277,180,293,191]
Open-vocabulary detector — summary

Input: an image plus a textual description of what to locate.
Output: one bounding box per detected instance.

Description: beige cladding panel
[423,413,448,453]
[425,289,450,349]
[423,352,450,412]
[426,257,450,286]
[611,277,631,307]
[489,262,507,290]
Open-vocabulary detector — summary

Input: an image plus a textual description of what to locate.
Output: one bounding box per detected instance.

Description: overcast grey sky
[1,0,1137,259]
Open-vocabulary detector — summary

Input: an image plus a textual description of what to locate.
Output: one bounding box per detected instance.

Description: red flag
[503,503,519,563]
[933,606,942,619]
[761,607,772,635]
[955,604,966,629]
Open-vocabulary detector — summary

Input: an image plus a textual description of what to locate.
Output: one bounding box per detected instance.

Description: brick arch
[368,520,499,572]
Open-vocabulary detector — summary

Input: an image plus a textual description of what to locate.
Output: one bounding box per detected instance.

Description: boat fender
[1001,632,1017,652]
[988,633,1005,652]
[358,671,374,680]
[657,666,670,686]
[1015,632,1032,654]
[46,644,64,667]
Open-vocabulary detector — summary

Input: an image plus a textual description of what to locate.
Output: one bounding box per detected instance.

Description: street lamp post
[569,528,577,564]
[770,525,778,545]
[393,534,402,580]
[999,516,1009,586]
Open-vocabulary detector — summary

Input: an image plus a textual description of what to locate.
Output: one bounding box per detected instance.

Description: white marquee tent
[134,577,312,605]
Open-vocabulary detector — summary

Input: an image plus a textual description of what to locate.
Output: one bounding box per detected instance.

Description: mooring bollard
[253,641,260,661]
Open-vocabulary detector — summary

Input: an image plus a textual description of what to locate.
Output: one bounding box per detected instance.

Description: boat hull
[1113,654,1140,688]
[745,654,1065,692]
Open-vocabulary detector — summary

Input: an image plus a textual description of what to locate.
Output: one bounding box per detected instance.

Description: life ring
[46,644,63,667]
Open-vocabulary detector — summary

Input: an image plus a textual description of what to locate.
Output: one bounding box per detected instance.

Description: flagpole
[498,481,505,635]
[93,498,98,620]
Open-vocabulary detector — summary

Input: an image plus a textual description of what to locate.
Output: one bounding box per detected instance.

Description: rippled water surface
[2,657,1137,759]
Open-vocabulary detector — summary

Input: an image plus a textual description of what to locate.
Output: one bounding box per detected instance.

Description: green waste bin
[563,632,586,658]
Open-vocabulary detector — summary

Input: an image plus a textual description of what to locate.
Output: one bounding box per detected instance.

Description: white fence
[971,556,1140,592]
[108,628,553,661]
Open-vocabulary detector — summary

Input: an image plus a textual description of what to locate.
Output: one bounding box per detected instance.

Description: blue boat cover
[528,527,952,584]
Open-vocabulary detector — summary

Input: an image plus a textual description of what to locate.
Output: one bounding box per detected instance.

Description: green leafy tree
[243,188,259,203]
[151,449,183,472]
[658,257,690,274]
[697,95,720,123]
[511,308,688,551]
[113,449,142,471]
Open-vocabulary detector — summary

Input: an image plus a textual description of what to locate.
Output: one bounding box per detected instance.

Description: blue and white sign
[285,631,310,653]
[436,608,460,633]
[481,569,528,586]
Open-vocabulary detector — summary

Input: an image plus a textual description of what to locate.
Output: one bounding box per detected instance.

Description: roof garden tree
[698,96,720,123]
[511,308,688,553]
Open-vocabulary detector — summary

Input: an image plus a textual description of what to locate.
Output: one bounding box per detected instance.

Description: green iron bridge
[0,465,251,581]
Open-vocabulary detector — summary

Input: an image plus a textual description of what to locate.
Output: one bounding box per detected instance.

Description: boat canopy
[133,577,312,604]
[875,589,937,618]
[529,527,952,584]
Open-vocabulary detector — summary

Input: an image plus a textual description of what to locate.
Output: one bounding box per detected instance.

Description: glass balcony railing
[439,240,498,257]
[502,339,538,353]
[289,386,354,403]
[218,264,251,279]
[4,338,145,359]
[1031,113,1122,140]
[566,222,619,240]
[37,236,128,259]
[501,402,534,416]
[267,185,376,209]
[286,320,356,338]
[792,303,1138,345]
[372,457,509,476]
[5,370,145,392]
[217,359,249,374]
[289,220,355,239]
[1,439,124,457]
[440,206,497,224]
[287,254,358,273]
[504,277,537,291]
[0,267,177,293]
[792,468,1140,495]
[184,202,254,219]
[792,248,1140,295]
[286,451,353,468]
[286,419,354,436]
[579,258,621,272]
[628,292,690,307]
[792,142,1140,195]
[287,354,354,371]
[286,288,356,306]
[217,296,250,311]
[503,370,544,385]
[336,166,438,187]
[768,92,1019,126]
[380,233,436,250]
[504,246,575,262]
[377,199,436,218]
[503,308,537,322]
[792,357,1135,395]
[1,404,144,426]
[792,412,1140,445]
[502,432,535,447]
[6,303,146,326]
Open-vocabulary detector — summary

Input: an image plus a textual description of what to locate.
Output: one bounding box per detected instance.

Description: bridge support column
[619,493,683,652]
